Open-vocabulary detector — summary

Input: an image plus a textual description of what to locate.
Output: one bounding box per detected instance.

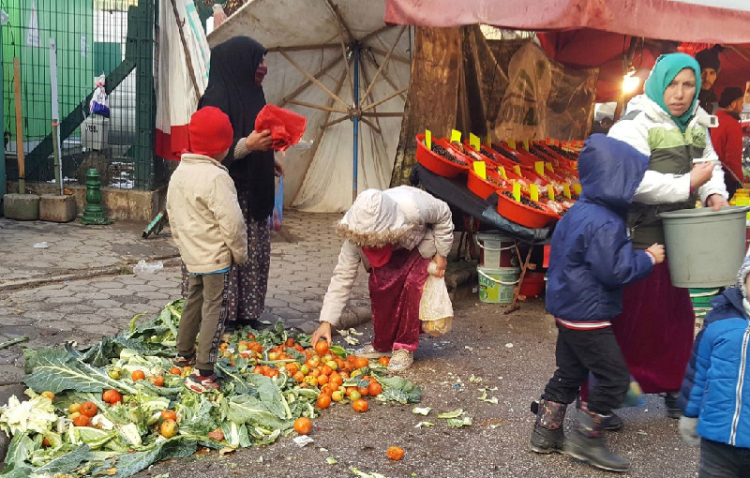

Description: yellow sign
[547,185,555,200]
[508,139,516,149]
[573,183,582,195]
[535,161,545,177]
[498,166,507,180]
[451,129,462,143]
[473,161,486,179]
[522,139,530,151]
[563,184,572,199]
[486,133,492,148]
[470,133,480,151]
[513,165,522,176]
[530,184,539,202]
[425,130,432,150]
[513,183,521,202]
[545,163,554,173]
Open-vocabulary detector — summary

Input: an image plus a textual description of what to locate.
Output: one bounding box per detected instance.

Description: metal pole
[0,20,6,203]
[352,44,360,203]
[49,38,62,195]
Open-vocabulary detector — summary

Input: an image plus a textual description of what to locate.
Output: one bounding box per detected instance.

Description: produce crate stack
[689,288,721,330]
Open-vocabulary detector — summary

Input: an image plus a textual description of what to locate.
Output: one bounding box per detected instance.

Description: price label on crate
[508,139,516,149]
[522,139,530,151]
[535,161,545,177]
[546,163,554,173]
[470,133,480,151]
[573,183,582,195]
[530,184,539,202]
[513,182,521,202]
[473,161,486,180]
[498,166,507,180]
[486,133,492,148]
[548,184,555,200]
[425,130,432,150]
[563,184,572,199]
[451,129,462,144]
[513,165,522,176]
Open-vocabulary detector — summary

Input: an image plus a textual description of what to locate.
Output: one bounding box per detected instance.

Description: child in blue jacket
[678,254,750,478]
[530,135,664,473]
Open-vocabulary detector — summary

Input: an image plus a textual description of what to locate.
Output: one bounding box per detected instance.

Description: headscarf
[644,53,702,132]
[199,36,275,221]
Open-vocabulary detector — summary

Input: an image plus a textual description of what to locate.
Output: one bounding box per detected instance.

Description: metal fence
[1,0,163,191]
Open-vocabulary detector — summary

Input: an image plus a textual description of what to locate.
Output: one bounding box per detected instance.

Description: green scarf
[644,53,702,132]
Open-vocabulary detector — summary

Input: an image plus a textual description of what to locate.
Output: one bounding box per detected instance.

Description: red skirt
[612,261,695,394]
[369,248,430,353]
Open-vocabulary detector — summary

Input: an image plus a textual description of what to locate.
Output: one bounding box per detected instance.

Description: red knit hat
[188,106,234,155]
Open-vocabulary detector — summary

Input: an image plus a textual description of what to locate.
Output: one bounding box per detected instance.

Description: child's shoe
[530,399,567,453]
[172,349,196,367]
[185,370,221,393]
[564,407,630,473]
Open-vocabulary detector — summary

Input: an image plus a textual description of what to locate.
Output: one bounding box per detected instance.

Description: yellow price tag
[535,161,545,177]
[498,166,507,180]
[563,184,572,199]
[513,183,521,202]
[548,184,555,200]
[508,139,516,149]
[545,163,554,173]
[573,183,582,195]
[513,165,522,176]
[425,130,432,150]
[522,139,530,151]
[451,129,462,143]
[530,184,539,202]
[486,133,492,148]
[470,133,480,151]
[473,161,486,180]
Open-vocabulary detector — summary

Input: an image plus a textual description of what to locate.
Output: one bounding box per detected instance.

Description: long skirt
[182,191,271,329]
[369,248,431,353]
[611,261,695,393]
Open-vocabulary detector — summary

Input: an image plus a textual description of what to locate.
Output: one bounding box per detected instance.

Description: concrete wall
[5,181,166,224]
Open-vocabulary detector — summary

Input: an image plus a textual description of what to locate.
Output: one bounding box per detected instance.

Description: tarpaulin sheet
[384,0,750,44]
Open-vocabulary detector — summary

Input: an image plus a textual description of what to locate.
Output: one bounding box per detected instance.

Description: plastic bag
[89,74,110,118]
[254,105,307,152]
[269,174,283,233]
[419,262,454,337]
[133,260,163,274]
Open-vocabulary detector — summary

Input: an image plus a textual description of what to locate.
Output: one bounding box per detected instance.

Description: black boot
[564,407,630,473]
[664,393,681,419]
[577,400,623,431]
[529,399,567,454]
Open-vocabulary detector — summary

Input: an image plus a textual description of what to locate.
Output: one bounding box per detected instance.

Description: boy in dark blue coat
[530,134,664,473]
[677,255,750,478]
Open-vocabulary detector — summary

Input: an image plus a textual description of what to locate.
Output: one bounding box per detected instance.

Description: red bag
[254,105,307,152]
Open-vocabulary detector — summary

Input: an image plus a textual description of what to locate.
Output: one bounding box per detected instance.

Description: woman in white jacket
[311,186,454,372]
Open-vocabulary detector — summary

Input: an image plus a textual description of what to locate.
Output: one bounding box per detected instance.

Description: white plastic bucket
[475,233,517,268]
[477,266,520,304]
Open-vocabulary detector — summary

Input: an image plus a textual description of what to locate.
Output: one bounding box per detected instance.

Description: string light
[622,68,640,95]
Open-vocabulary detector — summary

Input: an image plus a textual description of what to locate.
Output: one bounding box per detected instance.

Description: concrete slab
[39,194,77,222]
[2,194,40,221]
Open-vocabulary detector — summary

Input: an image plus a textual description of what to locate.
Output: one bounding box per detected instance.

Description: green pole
[0,20,6,203]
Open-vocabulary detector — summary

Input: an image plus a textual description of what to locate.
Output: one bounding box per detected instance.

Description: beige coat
[167,153,248,273]
[319,186,454,327]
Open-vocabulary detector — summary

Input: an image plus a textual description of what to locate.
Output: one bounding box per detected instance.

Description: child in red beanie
[167,106,249,393]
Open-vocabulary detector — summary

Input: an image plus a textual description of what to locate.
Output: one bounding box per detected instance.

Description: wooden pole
[13,58,25,194]
[280,56,343,107]
[169,0,201,102]
[279,50,350,108]
[361,87,409,112]
[286,100,348,114]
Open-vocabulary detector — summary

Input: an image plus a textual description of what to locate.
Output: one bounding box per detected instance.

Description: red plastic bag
[254,105,307,152]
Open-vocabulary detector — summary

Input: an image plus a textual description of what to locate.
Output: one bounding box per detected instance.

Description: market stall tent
[208,0,411,213]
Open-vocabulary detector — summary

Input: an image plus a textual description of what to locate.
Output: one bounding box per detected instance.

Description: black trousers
[700,439,750,478]
[542,324,630,415]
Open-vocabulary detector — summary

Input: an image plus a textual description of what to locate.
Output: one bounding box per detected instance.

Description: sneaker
[664,393,681,419]
[356,344,392,359]
[387,349,414,372]
[172,349,196,367]
[185,370,221,393]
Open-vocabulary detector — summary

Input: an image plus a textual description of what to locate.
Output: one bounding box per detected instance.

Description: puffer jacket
[608,95,727,249]
[319,186,453,327]
[678,279,750,448]
[167,153,248,273]
[545,135,654,323]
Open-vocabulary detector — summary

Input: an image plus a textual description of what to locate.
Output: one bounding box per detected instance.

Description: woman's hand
[245,130,273,151]
[706,194,729,211]
[689,162,714,191]
[431,254,447,278]
[311,321,332,346]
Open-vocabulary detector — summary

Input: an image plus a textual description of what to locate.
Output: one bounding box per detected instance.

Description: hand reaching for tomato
[311,321,332,346]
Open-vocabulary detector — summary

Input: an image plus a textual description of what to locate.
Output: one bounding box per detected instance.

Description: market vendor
[603,53,729,421]
[310,186,454,372]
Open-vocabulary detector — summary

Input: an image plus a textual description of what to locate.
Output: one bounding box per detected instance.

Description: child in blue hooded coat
[678,254,750,478]
[530,134,665,473]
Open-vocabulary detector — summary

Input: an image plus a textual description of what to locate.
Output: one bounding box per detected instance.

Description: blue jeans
[700,439,750,478]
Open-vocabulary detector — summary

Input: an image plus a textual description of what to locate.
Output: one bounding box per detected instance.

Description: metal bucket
[660,206,750,288]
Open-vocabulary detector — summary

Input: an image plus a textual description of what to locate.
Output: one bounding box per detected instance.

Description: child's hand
[678,416,700,446]
[646,243,665,264]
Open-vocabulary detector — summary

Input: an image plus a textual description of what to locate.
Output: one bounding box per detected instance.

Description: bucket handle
[474,235,517,252]
[478,268,520,285]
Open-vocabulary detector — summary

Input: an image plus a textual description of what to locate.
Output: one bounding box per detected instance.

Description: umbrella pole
[352,44,360,203]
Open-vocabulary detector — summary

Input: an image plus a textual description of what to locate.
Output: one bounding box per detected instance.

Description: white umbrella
[208,0,411,212]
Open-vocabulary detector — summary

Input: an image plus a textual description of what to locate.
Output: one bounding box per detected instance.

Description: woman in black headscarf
[181,36,281,331]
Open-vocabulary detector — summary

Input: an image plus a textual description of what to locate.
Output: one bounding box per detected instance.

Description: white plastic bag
[89,74,110,117]
[419,262,454,337]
